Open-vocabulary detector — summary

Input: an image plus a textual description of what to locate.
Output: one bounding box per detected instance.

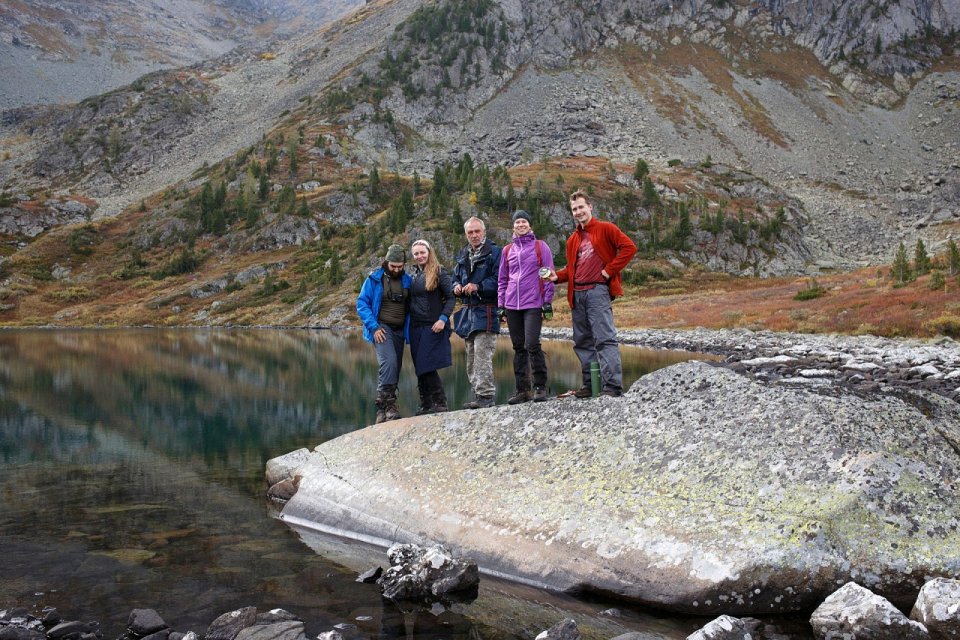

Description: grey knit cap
[385,244,406,263]
[512,210,531,223]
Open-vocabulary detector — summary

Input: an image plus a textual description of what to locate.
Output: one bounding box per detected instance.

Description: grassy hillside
[2,141,958,337]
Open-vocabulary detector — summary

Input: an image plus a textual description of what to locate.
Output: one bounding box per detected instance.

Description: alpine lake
[0,328,763,640]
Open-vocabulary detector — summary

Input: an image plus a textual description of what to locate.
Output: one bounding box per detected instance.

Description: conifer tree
[642,176,660,207]
[479,173,493,207]
[914,238,931,276]
[245,203,260,229]
[258,173,269,200]
[368,166,381,200]
[448,199,463,233]
[947,238,959,276]
[672,202,692,249]
[288,140,299,175]
[634,158,649,183]
[891,241,912,285]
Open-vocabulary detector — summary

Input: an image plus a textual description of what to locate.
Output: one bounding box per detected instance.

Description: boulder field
[268,361,960,616]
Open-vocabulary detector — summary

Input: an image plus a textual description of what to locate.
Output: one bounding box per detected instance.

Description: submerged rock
[535,618,580,640]
[205,608,257,640]
[275,361,960,615]
[126,610,167,637]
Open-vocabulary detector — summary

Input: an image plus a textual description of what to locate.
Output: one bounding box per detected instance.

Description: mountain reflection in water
[0,328,706,640]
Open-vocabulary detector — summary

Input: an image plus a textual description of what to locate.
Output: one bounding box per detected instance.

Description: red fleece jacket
[555,217,637,309]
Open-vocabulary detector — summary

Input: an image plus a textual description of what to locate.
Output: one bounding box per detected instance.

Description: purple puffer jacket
[497,231,555,310]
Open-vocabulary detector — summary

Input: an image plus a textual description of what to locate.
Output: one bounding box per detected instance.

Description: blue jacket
[356,266,412,344]
[452,238,502,337]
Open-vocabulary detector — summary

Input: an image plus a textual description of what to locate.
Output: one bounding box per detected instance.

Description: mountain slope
[0,0,363,111]
[1,0,959,330]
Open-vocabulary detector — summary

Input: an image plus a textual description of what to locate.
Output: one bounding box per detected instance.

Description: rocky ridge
[0,0,363,111]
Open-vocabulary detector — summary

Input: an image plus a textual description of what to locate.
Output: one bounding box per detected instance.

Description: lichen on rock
[275,360,960,614]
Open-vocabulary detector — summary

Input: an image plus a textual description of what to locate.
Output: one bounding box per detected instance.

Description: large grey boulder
[912,578,960,639]
[810,582,928,639]
[276,361,960,615]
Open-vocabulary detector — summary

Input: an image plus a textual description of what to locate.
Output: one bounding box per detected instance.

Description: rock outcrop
[273,360,960,615]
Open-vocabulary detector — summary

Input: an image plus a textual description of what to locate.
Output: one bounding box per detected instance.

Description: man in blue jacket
[356,244,411,423]
[452,217,502,409]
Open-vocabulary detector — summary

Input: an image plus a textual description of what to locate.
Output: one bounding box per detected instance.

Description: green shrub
[69,224,98,255]
[794,278,826,301]
[44,286,93,302]
[928,270,946,291]
[153,248,200,279]
[622,267,667,286]
[667,159,682,167]
[924,314,960,338]
[19,260,53,281]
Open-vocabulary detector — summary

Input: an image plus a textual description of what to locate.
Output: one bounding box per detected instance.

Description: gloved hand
[542,303,553,320]
[497,307,506,323]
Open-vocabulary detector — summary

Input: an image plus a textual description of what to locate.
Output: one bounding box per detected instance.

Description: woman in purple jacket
[497,210,555,404]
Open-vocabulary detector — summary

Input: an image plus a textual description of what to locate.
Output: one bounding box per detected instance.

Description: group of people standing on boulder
[356,189,638,424]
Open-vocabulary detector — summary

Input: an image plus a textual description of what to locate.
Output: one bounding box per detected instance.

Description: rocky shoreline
[5,576,959,640]
[542,326,960,403]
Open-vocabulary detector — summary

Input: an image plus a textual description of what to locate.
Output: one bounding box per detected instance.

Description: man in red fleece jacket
[549,189,637,397]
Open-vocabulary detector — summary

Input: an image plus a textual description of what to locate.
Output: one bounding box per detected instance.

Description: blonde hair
[412,239,440,291]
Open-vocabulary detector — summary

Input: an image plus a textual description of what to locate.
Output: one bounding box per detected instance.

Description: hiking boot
[600,388,624,398]
[383,385,401,421]
[573,386,593,399]
[431,391,448,413]
[532,386,548,402]
[507,390,530,405]
[375,390,388,424]
[463,395,495,409]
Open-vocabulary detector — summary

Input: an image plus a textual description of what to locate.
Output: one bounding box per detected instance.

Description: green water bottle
[590,361,600,398]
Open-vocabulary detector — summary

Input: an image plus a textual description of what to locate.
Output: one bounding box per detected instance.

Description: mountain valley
[0,0,958,334]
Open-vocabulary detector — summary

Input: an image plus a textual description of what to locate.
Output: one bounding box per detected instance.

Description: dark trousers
[505,308,546,390]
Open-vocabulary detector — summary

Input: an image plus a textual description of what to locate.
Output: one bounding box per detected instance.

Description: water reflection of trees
[0,330,378,484]
[0,329,702,490]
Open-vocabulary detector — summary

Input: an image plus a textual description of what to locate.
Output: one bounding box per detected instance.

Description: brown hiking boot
[464,395,495,409]
[532,386,548,402]
[573,386,593,399]
[507,390,530,405]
